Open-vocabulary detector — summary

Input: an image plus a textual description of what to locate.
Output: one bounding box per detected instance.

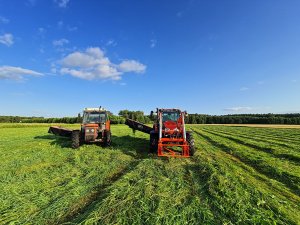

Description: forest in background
[1,111,300,125]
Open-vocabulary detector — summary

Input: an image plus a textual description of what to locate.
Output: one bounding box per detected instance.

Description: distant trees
[118,110,152,124]
[0,115,82,124]
[109,115,126,124]
[1,113,300,125]
[184,113,300,125]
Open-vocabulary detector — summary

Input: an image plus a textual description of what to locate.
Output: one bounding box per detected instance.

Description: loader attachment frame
[157,138,190,157]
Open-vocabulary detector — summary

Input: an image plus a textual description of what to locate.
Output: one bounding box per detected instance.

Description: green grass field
[0,124,300,225]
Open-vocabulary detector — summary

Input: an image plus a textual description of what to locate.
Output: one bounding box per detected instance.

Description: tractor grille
[85,134,95,142]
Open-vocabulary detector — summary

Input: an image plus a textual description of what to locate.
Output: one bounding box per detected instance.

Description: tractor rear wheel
[71,131,81,149]
[186,132,195,156]
[149,133,158,153]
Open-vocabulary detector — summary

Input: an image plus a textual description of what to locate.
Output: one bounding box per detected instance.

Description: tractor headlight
[85,129,94,133]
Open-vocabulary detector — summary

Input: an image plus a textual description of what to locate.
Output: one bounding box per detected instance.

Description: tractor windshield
[162,112,180,122]
[83,112,106,124]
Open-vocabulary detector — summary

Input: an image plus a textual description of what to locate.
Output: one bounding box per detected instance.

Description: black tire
[80,134,84,146]
[149,132,158,153]
[71,131,80,149]
[104,130,111,147]
[186,132,196,156]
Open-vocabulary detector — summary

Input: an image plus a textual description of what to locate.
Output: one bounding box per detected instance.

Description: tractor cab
[83,110,107,124]
[161,109,182,136]
[81,107,111,144]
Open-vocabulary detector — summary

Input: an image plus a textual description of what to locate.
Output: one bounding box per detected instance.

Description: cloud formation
[0,66,42,80]
[224,106,253,112]
[106,39,117,47]
[150,39,157,48]
[118,60,146,73]
[0,16,9,24]
[54,0,70,8]
[53,38,69,46]
[59,47,146,80]
[0,33,14,46]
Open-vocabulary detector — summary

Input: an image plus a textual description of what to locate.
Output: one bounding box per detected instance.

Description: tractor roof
[158,108,182,113]
[84,107,107,112]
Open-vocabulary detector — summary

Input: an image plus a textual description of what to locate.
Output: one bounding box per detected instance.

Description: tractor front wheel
[104,130,111,146]
[186,132,196,156]
[71,131,81,149]
[149,133,158,153]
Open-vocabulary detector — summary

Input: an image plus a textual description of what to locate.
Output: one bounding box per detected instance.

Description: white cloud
[0,33,14,46]
[38,27,46,33]
[106,39,117,47]
[39,46,45,53]
[0,66,42,80]
[58,47,146,80]
[224,107,253,112]
[37,27,46,38]
[67,25,77,32]
[53,38,69,46]
[0,16,9,24]
[150,39,157,48]
[240,87,249,91]
[54,0,70,8]
[118,60,146,73]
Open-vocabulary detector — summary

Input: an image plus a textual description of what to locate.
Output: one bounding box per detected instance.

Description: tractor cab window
[162,112,180,122]
[83,112,106,124]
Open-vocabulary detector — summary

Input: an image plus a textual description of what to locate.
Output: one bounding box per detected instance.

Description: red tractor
[48,107,111,148]
[126,108,195,157]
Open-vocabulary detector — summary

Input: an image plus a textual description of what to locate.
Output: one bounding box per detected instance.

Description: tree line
[0,110,150,124]
[185,113,300,125]
[1,112,300,125]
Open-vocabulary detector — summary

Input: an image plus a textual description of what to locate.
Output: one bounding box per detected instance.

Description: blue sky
[0,0,300,117]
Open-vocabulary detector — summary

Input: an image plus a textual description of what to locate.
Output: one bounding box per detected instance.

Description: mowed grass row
[191,129,300,224]
[0,125,148,224]
[202,125,300,150]
[70,158,218,225]
[201,127,300,163]
[200,125,300,145]
[191,127,300,195]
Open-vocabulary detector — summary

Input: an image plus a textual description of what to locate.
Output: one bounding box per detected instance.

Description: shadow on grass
[34,134,72,148]
[111,135,149,159]
[34,134,150,159]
